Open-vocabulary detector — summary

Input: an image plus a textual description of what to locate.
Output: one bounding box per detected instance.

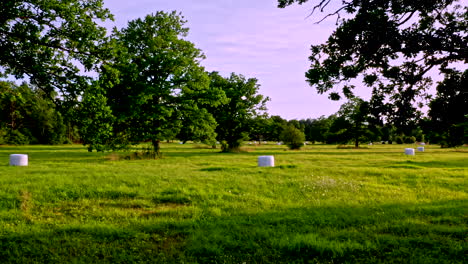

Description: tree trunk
[152,139,161,158]
[226,139,241,152]
[355,137,359,148]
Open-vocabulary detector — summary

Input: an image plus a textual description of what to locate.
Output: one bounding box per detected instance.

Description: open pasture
[0,143,466,263]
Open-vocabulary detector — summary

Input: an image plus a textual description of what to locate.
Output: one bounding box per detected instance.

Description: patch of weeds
[453,148,468,153]
[19,190,33,221]
[124,151,160,160]
[47,187,138,201]
[104,153,121,161]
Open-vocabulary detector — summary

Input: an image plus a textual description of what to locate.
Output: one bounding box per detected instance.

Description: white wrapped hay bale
[258,156,275,167]
[405,148,415,155]
[417,147,424,152]
[10,154,28,166]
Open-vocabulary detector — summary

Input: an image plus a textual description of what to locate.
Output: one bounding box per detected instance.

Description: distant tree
[100,12,226,156]
[78,84,115,152]
[0,81,29,144]
[299,116,334,143]
[266,115,288,141]
[249,116,271,142]
[280,124,306,150]
[208,72,269,152]
[428,69,468,147]
[0,0,112,102]
[287,119,304,131]
[177,108,218,145]
[327,97,372,147]
[278,0,467,129]
[27,89,66,144]
[463,115,468,144]
[0,81,66,145]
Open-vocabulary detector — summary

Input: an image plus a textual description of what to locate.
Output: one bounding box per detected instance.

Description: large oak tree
[99,12,226,156]
[278,0,467,131]
[207,72,269,152]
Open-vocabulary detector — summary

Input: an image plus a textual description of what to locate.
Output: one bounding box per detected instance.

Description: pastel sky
[102,0,364,120]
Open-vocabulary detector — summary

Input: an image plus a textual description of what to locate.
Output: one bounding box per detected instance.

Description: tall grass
[0,143,466,263]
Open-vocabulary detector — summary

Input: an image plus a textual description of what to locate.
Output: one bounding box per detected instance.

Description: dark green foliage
[248,116,271,142]
[280,125,306,150]
[78,84,116,152]
[428,69,468,147]
[0,81,66,145]
[177,108,218,146]
[265,115,288,142]
[207,72,269,152]
[326,97,373,147]
[0,0,112,102]
[100,12,226,156]
[395,135,417,144]
[299,116,333,143]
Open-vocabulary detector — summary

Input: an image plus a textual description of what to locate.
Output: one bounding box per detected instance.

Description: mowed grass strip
[0,143,466,263]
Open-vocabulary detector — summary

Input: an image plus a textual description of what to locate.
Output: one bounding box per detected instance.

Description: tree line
[2,70,466,150]
[1,1,467,154]
[249,68,467,148]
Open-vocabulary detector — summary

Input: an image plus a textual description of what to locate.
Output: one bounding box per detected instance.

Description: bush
[280,125,305,150]
[404,136,417,144]
[0,129,6,145]
[5,129,31,145]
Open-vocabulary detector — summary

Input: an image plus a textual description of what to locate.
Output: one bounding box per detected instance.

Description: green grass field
[0,143,466,263]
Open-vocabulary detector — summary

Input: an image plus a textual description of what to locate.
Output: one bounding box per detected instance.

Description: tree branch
[397,10,417,26]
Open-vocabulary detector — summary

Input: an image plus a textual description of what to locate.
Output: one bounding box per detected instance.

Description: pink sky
[103,0,467,120]
[103,0,350,120]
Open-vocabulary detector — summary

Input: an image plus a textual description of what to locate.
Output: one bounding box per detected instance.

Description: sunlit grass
[0,143,466,263]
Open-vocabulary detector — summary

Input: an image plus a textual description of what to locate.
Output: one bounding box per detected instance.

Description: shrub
[280,125,305,150]
[404,136,417,144]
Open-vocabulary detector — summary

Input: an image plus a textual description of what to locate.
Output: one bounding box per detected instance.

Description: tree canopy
[99,12,226,155]
[428,69,468,146]
[0,81,66,144]
[207,72,269,152]
[0,0,112,101]
[278,0,467,127]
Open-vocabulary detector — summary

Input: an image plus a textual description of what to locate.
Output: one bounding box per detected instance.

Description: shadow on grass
[187,199,468,263]
[0,223,190,263]
[394,159,468,169]
[0,199,466,263]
